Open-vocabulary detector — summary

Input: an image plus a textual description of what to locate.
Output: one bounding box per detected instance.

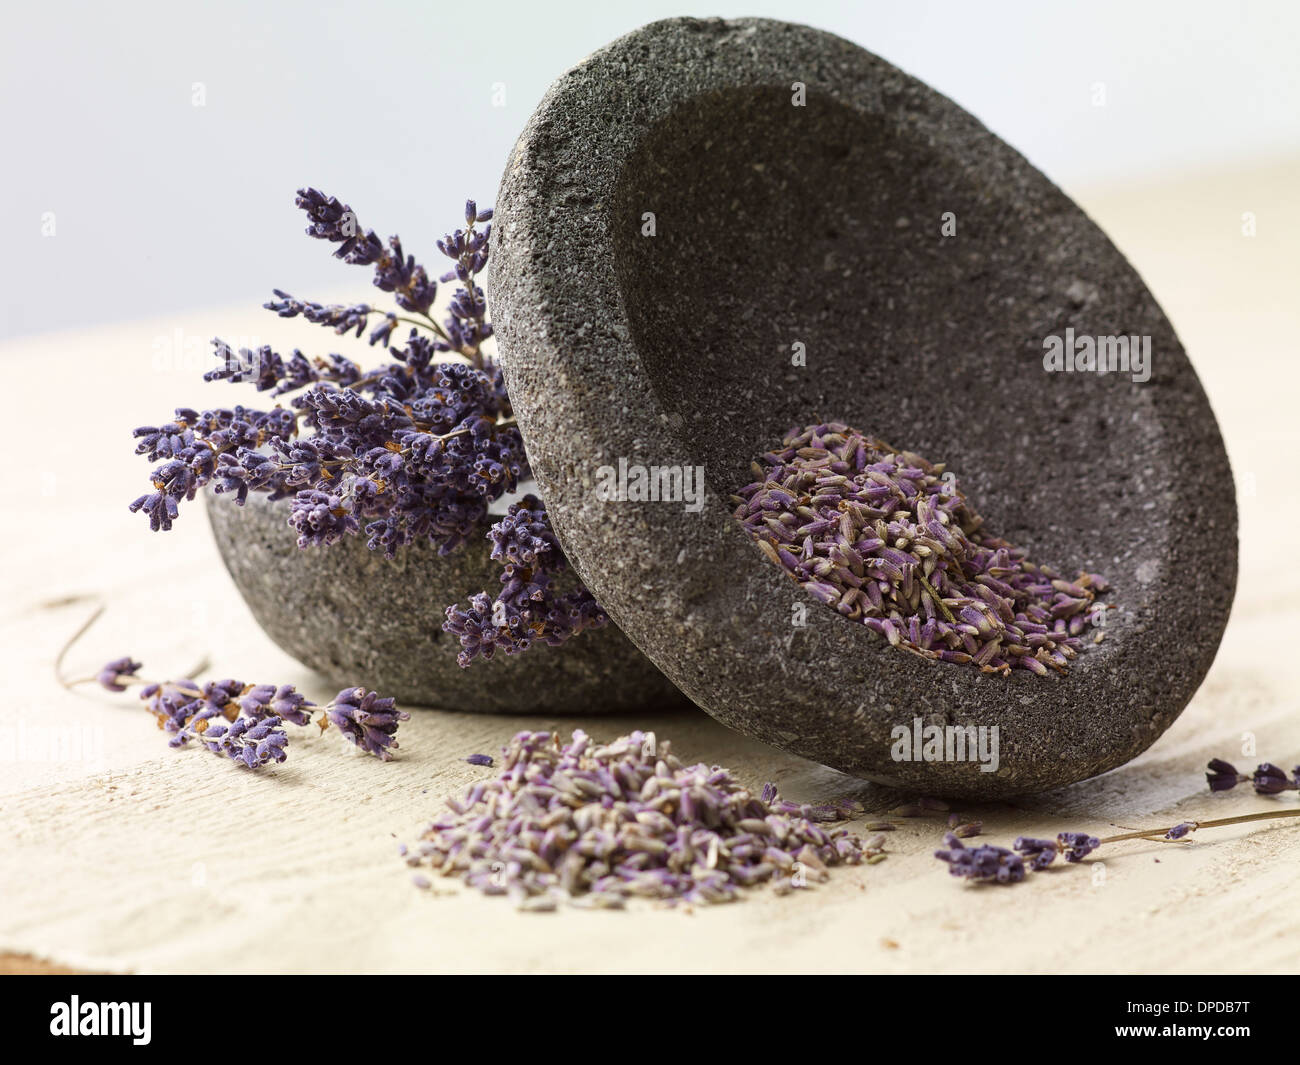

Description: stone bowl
[488,17,1237,796]
[206,490,690,713]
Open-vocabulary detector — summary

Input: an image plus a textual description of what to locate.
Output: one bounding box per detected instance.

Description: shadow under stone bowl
[488,17,1237,796]
[207,490,689,713]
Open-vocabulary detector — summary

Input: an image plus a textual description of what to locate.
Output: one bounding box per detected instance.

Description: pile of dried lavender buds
[401,729,883,909]
[733,422,1110,676]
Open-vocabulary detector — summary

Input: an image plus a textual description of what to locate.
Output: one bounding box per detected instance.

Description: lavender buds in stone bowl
[488,17,1236,793]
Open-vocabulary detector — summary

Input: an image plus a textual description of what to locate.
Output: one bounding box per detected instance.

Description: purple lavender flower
[1057,831,1101,862]
[466,753,493,767]
[444,495,608,666]
[289,490,360,548]
[1252,763,1293,795]
[1165,822,1195,840]
[934,834,1026,883]
[128,190,613,667]
[1206,758,1243,792]
[95,658,404,768]
[196,714,289,769]
[328,687,410,761]
[264,290,376,342]
[1013,836,1060,870]
[295,187,383,264]
[95,657,141,692]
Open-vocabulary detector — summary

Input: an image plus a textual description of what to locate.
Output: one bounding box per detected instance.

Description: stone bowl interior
[489,17,1236,796]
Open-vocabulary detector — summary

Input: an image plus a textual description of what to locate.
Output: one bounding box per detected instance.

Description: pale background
[2,0,1299,340]
[1,2,1298,974]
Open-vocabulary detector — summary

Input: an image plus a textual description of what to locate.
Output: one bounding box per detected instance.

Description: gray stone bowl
[488,17,1237,796]
[206,490,689,712]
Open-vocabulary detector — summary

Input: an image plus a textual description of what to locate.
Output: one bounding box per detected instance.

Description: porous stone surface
[489,17,1237,796]
[207,490,689,713]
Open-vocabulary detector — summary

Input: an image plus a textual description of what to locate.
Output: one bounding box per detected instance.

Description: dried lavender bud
[295,186,383,264]
[466,753,493,767]
[264,290,385,345]
[934,834,1025,884]
[1056,831,1101,862]
[95,656,141,692]
[1012,836,1060,870]
[93,658,404,768]
[950,820,984,838]
[444,496,608,666]
[328,687,409,761]
[735,422,1109,675]
[404,729,874,908]
[1206,758,1244,792]
[1165,822,1195,839]
[1252,763,1294,795]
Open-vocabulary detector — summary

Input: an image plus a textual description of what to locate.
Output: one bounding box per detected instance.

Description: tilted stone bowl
[207,490,689,712]
[488,17,1237,796]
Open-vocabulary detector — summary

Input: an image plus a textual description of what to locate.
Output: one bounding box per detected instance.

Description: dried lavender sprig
[293,188,492,367]
[127,190,612,666]
[734,422,1110,676]
[294,187,436,316]
[937,809,1300,885]
[264,290,429,348]
[1205,758,1300,795]
[86,657,408,765]
[403,729,884,909]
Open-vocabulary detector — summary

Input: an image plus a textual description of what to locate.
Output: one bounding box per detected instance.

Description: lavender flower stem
[1097,807,1300,844]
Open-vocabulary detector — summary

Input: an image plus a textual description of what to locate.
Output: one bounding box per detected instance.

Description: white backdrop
[3,0,1298,340]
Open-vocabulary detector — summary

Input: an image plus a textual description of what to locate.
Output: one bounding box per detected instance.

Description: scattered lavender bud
[735,422,1109,675]
[466,753,494,767]
[1165,822,1195,840]
[1206,758,1244,792]
[404,729,877,908]
[1252,763,1293,796]
[95,656,141,692]
[934,834,1025,884]
[950,821,984,838]
[328,687,410,761]
[1012,836,1060,871]
[1057,832,1101,862]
